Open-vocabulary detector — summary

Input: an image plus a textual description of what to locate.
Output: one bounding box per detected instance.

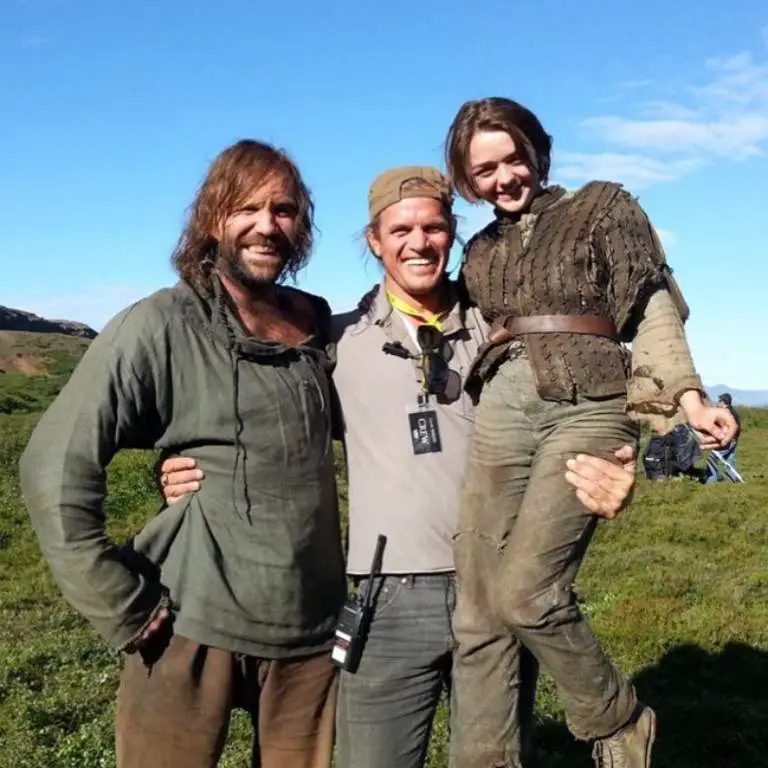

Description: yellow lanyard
[386,290,448,332]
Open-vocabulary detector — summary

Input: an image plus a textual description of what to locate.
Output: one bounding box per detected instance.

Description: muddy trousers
[452,356,639,768]
[115,631,337,768]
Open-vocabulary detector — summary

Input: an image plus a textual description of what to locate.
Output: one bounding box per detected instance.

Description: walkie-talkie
[331,534,387,673]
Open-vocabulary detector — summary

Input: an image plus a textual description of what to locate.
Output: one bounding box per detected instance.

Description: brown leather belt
[488,314,618,345]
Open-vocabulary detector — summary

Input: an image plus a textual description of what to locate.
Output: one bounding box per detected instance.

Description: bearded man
[19,140,346,768]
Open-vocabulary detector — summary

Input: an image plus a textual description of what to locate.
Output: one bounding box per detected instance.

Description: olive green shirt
[19,280,346,657]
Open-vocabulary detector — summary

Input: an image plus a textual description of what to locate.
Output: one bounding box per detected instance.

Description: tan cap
[368,165,453,221]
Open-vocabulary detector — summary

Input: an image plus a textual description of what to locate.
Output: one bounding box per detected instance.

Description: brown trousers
[115,629,337,768]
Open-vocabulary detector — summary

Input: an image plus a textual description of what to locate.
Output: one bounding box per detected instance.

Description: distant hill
[0,304,95,373]
[0,304,95,376]
[0,305,96,339]
[0,305,95,414]
[706,385,768,408]
[0,330,90,376]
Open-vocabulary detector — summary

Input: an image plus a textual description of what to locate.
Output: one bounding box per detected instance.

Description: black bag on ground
[642,424,702,480]
[643,434,672,480]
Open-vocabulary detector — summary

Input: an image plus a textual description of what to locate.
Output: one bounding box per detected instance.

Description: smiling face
[217,173,300,290]
[467,129,540,214]
[366,197,454,302]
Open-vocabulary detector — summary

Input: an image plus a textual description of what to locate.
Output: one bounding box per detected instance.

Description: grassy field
[1,407,767,767]
[0,331,90,414]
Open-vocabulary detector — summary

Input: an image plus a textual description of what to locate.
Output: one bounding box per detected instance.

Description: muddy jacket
[19,280,346,657]
[461,181,696,405]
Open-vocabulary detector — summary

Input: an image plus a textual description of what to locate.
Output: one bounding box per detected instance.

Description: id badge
[406,402,442,455]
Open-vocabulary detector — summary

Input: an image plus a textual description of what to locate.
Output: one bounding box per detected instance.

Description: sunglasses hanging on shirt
[416,325,449,398]
[382,324,449,455]
[381,327,449,398]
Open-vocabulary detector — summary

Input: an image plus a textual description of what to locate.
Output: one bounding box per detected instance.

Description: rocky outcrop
[0,306,97,339]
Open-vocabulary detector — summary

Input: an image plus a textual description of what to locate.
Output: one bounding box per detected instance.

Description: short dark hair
[718,393,733,407]
[445,97,553,201]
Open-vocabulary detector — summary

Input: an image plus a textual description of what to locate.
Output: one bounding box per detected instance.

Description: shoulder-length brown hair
[171,139,315,295]
[444,98,553,202]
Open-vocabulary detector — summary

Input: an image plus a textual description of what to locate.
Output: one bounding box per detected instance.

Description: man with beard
[19,140,346,768]
[159,166,639,768]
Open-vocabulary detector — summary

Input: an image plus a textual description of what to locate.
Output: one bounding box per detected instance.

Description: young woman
[445,97,737,767]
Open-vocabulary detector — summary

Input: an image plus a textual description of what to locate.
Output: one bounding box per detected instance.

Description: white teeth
[404,259,433,266]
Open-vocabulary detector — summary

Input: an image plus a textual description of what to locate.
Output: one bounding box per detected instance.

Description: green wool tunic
[19,280,347,658]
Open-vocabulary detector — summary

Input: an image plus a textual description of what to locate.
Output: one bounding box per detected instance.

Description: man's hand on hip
[157,456,202,503]
[135,606,172,647]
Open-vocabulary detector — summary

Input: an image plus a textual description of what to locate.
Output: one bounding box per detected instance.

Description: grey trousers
[453,355,639,766]
[335,574,455,768]
[335,573,539,768]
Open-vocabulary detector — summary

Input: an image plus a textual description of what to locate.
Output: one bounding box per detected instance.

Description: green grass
[0,333,87,414]
[1,410,767,767]
[0,373,74,414]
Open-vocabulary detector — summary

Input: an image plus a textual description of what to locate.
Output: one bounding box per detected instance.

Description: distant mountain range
[706,385,768,407]
[0,305,96,339]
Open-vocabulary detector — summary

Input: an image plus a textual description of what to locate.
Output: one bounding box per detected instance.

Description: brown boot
[592,705,656,767]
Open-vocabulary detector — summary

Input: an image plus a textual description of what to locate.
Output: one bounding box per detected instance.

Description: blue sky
[2,0,767,387]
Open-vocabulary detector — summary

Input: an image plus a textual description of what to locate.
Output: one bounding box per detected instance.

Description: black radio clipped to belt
[331,534,387,673]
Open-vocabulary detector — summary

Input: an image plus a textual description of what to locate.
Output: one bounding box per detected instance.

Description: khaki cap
[368,166,453,221]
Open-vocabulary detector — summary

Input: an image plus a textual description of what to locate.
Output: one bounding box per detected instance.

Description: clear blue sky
[2,0,767,387]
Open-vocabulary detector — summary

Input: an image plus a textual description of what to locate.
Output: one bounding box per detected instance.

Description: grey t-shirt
[332,283,487,575]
